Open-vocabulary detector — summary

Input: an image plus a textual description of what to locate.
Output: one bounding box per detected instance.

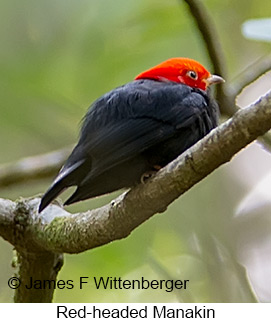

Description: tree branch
[182,0,236,116]
[1,1,270,191]
[1,90,271,255]
[183,0,226,78]
[232,58,271,98]
[14,251,63,303]
[0,147,71,189]
[0,198,16,239]
[182,0,271,150]
[2,0,269,303]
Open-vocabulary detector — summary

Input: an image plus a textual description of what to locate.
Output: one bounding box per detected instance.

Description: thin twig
[232,58,271,97]
[182,0,271,149]
[0,147,71,188]
[182,0,226,78]
[182,0,237,116]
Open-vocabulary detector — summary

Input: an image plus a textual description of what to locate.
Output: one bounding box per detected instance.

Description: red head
[135,57,224,91]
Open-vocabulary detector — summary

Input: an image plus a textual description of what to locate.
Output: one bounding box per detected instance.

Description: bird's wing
[79,116,175,184]
[60,82,208,184]
[39,81,209,212]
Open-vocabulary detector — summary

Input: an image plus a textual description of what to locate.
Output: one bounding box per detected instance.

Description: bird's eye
[187,70,198,80]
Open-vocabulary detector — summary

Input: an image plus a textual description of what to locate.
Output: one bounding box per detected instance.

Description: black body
[39,79,219,212]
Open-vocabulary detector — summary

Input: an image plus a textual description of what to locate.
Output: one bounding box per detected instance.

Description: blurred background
[1,0,271,302]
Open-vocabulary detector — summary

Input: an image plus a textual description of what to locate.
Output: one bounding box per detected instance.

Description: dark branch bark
[183,0,226,78]
[182,0,236,116]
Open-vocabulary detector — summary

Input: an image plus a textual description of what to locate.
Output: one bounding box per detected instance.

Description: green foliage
[1,0,271,302]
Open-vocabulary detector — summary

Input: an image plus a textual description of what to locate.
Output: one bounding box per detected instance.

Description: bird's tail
[38,159,86,213]
[38,181,67,213]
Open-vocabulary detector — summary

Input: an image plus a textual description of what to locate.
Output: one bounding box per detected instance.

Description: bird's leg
[140,171,156,184]
[140,165,161,184]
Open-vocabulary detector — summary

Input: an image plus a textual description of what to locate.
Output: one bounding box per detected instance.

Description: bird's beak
[205,74,225,87]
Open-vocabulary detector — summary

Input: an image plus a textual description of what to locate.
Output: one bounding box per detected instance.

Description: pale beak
[205,74,225,86]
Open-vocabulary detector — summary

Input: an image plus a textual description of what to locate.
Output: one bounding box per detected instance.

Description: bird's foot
[140,165,161,184]
[140,171,157,184]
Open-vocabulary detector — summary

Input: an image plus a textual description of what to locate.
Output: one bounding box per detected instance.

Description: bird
[39,57,224,212]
